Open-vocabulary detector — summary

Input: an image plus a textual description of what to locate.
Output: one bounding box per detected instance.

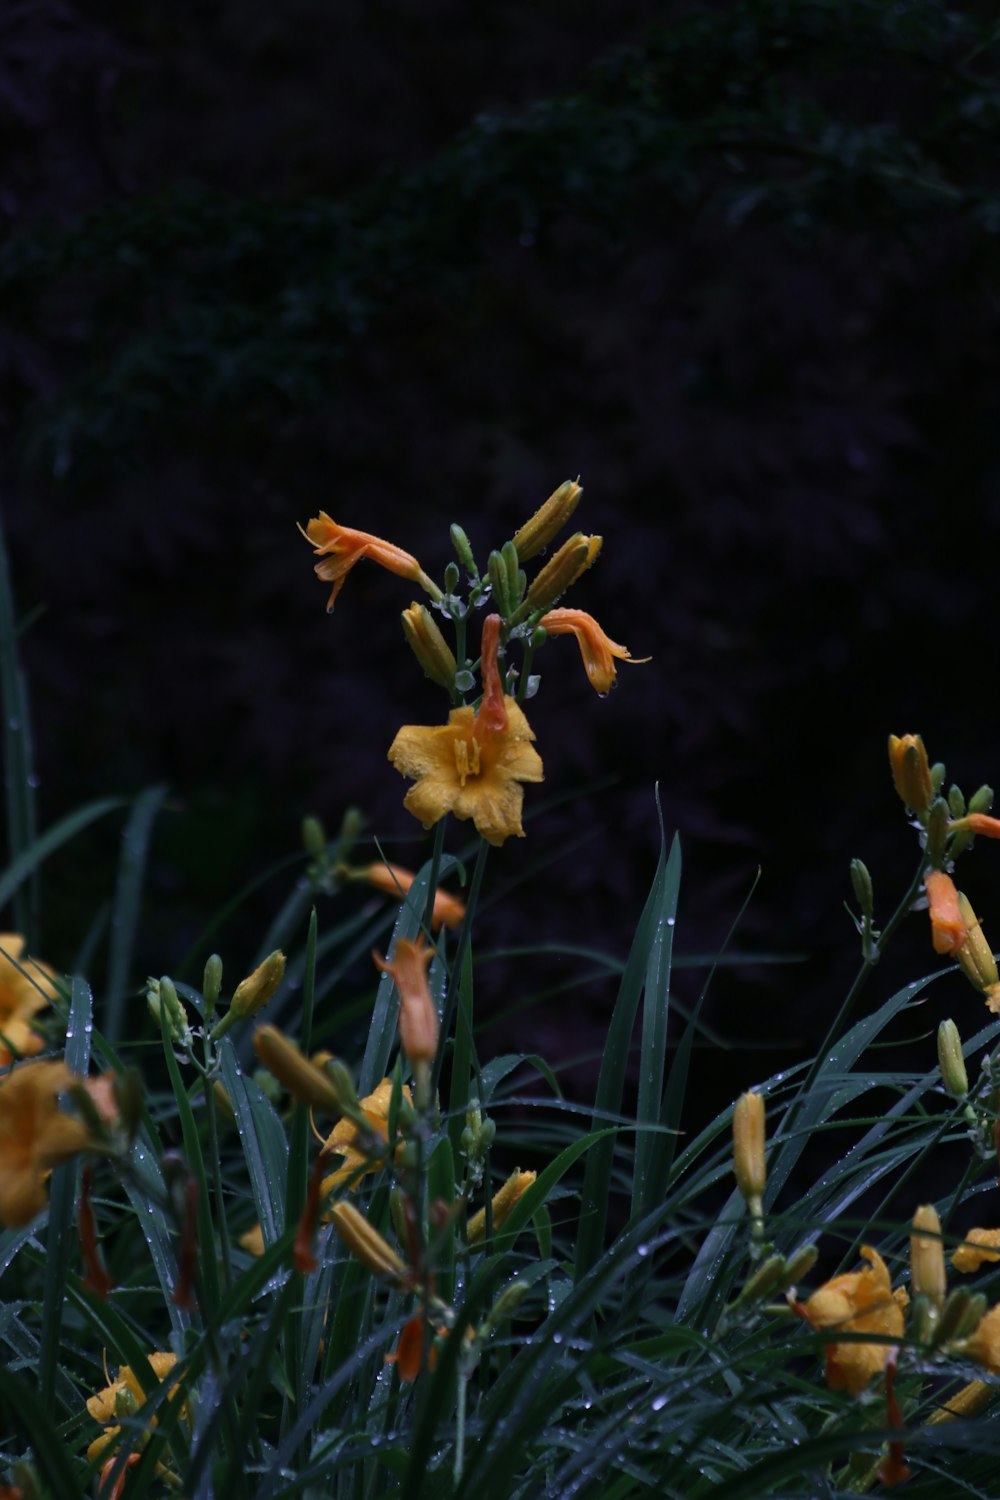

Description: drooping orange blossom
[0,933,59,1067]
[924,870,967,956]
[538,608,649,696]
[0,1059,90,1227]
[301,513,440,612]
[387,614,544,847]
[360,862,466,931]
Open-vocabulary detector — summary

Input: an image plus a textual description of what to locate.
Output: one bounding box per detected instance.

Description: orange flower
[388,615,543,846]
[925,870,967,956]
[951,813,1000,840]
[887,734,933,815]
[321,1077,412,1198]
[0,1060,90,1227]
[86,1352,184,1470]
[386,1314,442,1381]
[0,933,59,1067]
[360,862,466,931]
[538,609,649,696]
[301,513,440,612]
[374,937,439,1069]
[800,1246,906,1394]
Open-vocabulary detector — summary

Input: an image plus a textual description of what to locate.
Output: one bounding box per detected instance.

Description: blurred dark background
[3,0,1000,1119]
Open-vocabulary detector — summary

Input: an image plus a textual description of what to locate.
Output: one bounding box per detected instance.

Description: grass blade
[632,822,681,1220]
[104,783,167,1041]
[0,797,126,917]
[0,508,39,942]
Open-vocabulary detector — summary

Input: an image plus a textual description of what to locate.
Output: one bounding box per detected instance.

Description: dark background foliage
[4,0,1000,1117]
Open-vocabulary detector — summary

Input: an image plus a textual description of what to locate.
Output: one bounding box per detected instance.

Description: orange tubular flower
[361,863,466,932]
[386,1314,443,1381]
[0,933,60,1067]
[387,615,544,846]
[301,512,440,612]
[374,937,439,1069]
[321,1077,412,1199]
[538,609,650,696]
[951,813,1000,840]
[800,1246,906,1394]
[925,870,968,956]
[0,1060,90,1227]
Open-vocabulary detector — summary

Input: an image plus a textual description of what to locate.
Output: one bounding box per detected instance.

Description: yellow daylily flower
[86,1352,184,1469]
[321,1077,412,1201]
[952,1227,1000,1274]
[0,1060,90,1227]
[301,513,440,612]
[538,608,649,696]
[800,1246,906,1394]
[388,614,543,846]
[0,933,60,1067]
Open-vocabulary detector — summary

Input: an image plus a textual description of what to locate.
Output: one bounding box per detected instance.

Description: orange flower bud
[359,862,466,932]
[925,870,967,956]
[888,734,933,815]
[910,1204,946,1309]
[733,1091,766,1204]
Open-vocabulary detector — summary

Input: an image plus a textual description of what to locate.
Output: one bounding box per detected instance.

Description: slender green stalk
[432,838,489,1094]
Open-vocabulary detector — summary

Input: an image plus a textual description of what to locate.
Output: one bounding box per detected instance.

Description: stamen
[454,738,480,786]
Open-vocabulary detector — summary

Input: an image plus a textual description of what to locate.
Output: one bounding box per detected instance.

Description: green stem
[432,839,489,1094]
[454,1370,468,1484]
[422,817,447,939]
[201,1040,232,1294]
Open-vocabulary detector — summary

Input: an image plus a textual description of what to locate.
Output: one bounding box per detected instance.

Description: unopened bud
[302,815,327,858]
[850,859,874,921]
[113,1067,143,1141]
[148,976,193,1047]
[911,1204,947,1309]
[932,1287,973,1349]
[948,784,966,818]
[888,734,934,816]
[253,1025,345,1114]
[926,798,951,865]
[969,784,995,816]
[467,1168,536,1244]
[401,603,458,690]
[202,953,223,1017]
[486,1279,530,1325]
[329,1201,407,1281]
[733,1091,766,1205]
[512,479,583,562]
[213,1081,236,1128]
[739,1253,789,1304]
[956,895,1000,996]
[782,1243,819,1286]
[487,549,514,617]
[443,560,460,594]
[520,533,602,617]
[450,524,478,577]
[938,1019,969,1098]
[213,951,285,1037]
[501,539,525,610]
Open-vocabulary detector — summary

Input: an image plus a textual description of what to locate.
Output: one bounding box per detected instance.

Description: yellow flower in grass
[800,1246,906,1394]
[467,1168,537,1244]
[0,1060,90,1227]
[538,609,650,696]
[0,933,59,1067]
[961,1304,1000,1371]
[953,1228,1000,1274]
[321,1077,412,1201]
[86,1352,184,1466]
[388,614,543,846]
[301,513,440,612]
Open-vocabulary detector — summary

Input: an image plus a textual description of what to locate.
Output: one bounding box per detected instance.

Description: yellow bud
[732,1091,766,1204]
[955,893,1000,994]
[329,1201,407,1281]
[467,1168,536,1244]
[888,733,934,815]
[512,479,583,562]
[927,1379,995,1425]
[937,1018,969,1098]
[911,1204,946,1309]
[520,533,602,616]
[401,603,458,690]
[253,1025,346,1114]
[230,951,286,1021]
